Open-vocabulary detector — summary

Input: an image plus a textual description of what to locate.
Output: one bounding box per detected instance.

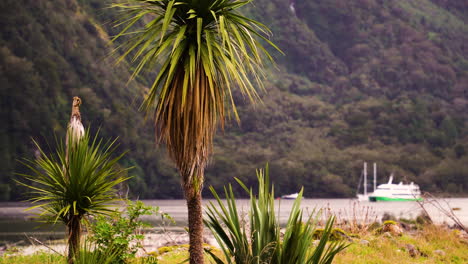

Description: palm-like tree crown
[112,0,279,188]
[18,131,130,224]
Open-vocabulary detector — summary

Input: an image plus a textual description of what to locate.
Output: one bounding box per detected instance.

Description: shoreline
[1,223,467,264]
[1,231,217,257]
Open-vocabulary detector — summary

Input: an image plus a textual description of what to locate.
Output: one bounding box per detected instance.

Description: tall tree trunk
[67,215,81,264]
[186,189,204,264]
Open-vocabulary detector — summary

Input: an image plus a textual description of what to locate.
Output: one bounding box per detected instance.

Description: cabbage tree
[18,131,130,263]
[111,0,280,262]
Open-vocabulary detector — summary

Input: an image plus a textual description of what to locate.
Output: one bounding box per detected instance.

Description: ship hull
[369,196,423,202]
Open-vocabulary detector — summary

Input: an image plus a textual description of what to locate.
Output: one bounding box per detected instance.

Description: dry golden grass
[335,225,468,264]
[1,225,466,264]
[150,244,224,264]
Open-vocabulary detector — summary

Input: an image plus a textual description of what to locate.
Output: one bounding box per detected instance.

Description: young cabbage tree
[111,0,280,262]
[18,131,130,263]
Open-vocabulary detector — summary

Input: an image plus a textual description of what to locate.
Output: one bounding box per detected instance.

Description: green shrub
[73,239,120,264]
[415,212,432,225]
[367,222,381,232]
[383,220,398,226]
[89,200,172,264]
[312,228,350,241]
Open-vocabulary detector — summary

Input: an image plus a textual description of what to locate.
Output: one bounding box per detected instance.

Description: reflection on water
[0,219,65,243]
[1,198,467,243]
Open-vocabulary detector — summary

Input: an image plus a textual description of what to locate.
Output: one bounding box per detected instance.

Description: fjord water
[1,198,467,242]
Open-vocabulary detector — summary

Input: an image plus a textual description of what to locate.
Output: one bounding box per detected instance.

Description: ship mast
[373,162,377,192]
[364,162,367,196]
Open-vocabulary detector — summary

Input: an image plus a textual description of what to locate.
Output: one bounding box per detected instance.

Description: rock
[383,232,393,238]
[433,249,446,256]
[458,229,468,239]
[359,239,370,246]
[381,212,397,222]
[400,222,417,231]
[405,244,419,258]
[382,221,403,236]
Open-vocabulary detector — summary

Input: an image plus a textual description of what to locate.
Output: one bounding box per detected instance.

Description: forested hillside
[1,0,467,200]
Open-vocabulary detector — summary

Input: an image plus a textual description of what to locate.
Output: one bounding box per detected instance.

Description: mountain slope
[1,0,467,200]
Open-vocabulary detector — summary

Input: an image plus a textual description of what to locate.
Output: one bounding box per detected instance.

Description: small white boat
[281,193,299,199]
[356,194,370,201]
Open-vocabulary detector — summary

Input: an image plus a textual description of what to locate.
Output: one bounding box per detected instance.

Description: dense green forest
[1,0,467,200]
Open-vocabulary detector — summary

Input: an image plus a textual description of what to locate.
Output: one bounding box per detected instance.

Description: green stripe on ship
[369,196,423,202]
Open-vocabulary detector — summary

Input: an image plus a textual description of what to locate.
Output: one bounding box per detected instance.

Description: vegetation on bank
[3,164,467,263]
[1,222,467,264]
[336,225,468,264]
[4,163,350,263]
[205,166,347,264]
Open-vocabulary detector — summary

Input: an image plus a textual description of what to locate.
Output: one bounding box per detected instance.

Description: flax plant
[73,238,120,264]
[205,165,349,264]
[111,1,280,262]
[17,131,130,263]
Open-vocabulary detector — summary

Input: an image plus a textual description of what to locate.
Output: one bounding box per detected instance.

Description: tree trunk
[186,189,204,264]
[67,215,81,264]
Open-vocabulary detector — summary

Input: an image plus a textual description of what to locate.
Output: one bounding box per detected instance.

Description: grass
[1,225,466,264]
[0,244,223,264]
[147,244,224,264]
[0,252,64,264]
[335,225,468,264]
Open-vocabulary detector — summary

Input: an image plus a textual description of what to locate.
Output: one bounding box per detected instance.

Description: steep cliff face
[1,0,467,200]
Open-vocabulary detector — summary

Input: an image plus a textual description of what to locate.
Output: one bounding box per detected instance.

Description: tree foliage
[17,130,130,262]
[111,0,279,189]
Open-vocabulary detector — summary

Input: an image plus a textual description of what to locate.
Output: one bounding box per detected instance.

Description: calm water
[1,198,467,242]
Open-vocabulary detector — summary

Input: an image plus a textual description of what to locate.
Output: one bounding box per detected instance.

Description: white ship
[357,162,423,202]
[369,175,422,202]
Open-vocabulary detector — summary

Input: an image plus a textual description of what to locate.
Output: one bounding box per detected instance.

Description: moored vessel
[356,162,423,202]
[369,175,422,202]
[281,193,299,199]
